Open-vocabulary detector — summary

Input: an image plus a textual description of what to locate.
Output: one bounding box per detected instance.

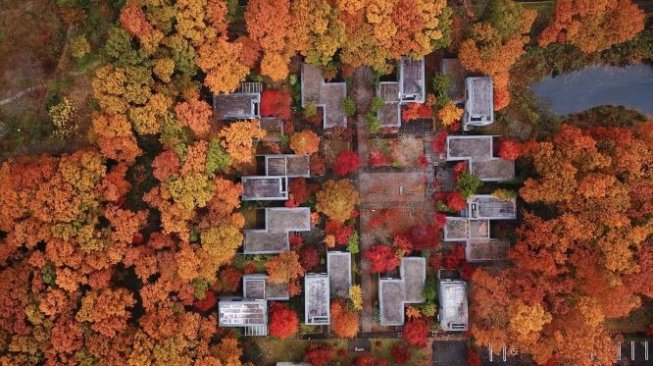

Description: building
[305,274,331,325]
[242,154,311,200]
[379,257,426,326]
[213,82,262,120]
[242,274,290,300]
[244,207,311,254]
[218,299,268,336]
[377,57,426,128]
[327,252,352,299]
[463,77,493,130]
[440,59,466,103]
[443,193,516,262]
[446,135,515,182]
[301,63,347,129]
[466,194,517,220]
[438,279,468,332]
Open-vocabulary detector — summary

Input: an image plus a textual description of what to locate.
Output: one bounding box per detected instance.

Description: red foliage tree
[432,131,448,153]
[446,192,467,212]
[368,150,390,167]
[333,150,361,176]
[402,319,429,347]
[391,344,411,364]
[193,291,217,312]
[453,161,467,181]
[268,302,299,339]
[443,244,466,270]
[299,245,320,272]
[402,103,432,122]
[218,267,242,293]
[467,348,481,366]
[355,354,388,366]
[392,234,413,256]
[363,245,400,273]
[498,139,522,160]
[325,220,354,245]
[260,89,292,121]
[303,344,335,366]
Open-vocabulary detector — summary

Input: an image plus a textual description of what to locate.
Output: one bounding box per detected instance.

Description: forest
[0,0,651,365]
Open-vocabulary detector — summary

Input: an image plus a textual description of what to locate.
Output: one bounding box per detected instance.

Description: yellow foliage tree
[198,37,249,94]
[217,120,267,165]
[316,179,359,223]
[261,52,290,82]
[437,101,463,127]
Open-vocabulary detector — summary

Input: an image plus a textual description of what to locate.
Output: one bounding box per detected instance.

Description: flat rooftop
[470,159,515,182]
[242,176,287,200]
[467,195,517,219]
[440,59,466,102]
[213,92,260,120]
[265,154,310,177]
[244,208,311,254]
[242,274,290,300]
[464,76,493,126]
[466,239,510,262]
[444,217,490,241]
[327,252,352,299]
[305,274,330,325]
[260,117,284,142]
[301,63,347,129]
[438,280,468,332]
[400,57,425,102]
[401,257,426,303]
[446,135,493,160]
[218,299,267,327]
[379,279,405,326]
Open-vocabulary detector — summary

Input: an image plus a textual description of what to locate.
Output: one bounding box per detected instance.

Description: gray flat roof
[301,63,347,129]
[467,195,517,219]
[379,279,405,326]
[265,154,310,177]
[469,159,515,182]
[260,117,284,142]
[244,208,311,254]
[444,217,490,241]
[440,59,466,103]
[327,252,352,299]
[305,274,330,325]
[218,299,268,327]
[400,57,425,103]
[401,257,426,303]
[438,280,468,332]
[466,239,510,262]
[242,176,287,200]
[243,275,267,300]
[464,77,493,127]
[446,135,493,161]
[213,92,260,120]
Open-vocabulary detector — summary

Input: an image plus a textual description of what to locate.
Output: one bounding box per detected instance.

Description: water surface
[531,64,653,117]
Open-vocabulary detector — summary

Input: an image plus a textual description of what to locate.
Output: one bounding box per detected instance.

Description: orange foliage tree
[331,300,360,338]
[268,302,299,339]
[538,0,645,53]
[290,130,321,155]
[315,179,360,223]
[470,124,653,366]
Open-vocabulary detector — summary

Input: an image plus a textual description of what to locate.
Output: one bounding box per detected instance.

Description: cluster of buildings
[213,56,509,337]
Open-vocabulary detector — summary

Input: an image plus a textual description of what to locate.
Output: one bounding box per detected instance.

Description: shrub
[341,97,356,117]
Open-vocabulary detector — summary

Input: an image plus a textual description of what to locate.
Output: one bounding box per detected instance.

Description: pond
[531,63,653,118]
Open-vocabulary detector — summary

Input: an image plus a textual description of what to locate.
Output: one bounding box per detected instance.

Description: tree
[200,224,243,270]
[445,192,467,212]
[152,151,181,182]
[268,302,299,339]
[331,300,360,338]
[175,99,212,138]
[403,319,429,347]
[538,0,645,53]
[261,52,290,81]
[265,251,305,284]
[333,150,361,176]
[325,220,355,245]
[260,89,292,121]
[467,348,481,366]
[299,246,320,272]
[437,102,464,127]
[218,120,267,164]
[391,344,411,364]
[316,179,360,223]
[498,139,522,160]
[402,103,432,122]
[363,245,400,273]
[76,289,136,338]
[198,37,249,94]
[246,0,291,53]
[289,130,320,155]
[303,344,335,366]
[90,113,142,164]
